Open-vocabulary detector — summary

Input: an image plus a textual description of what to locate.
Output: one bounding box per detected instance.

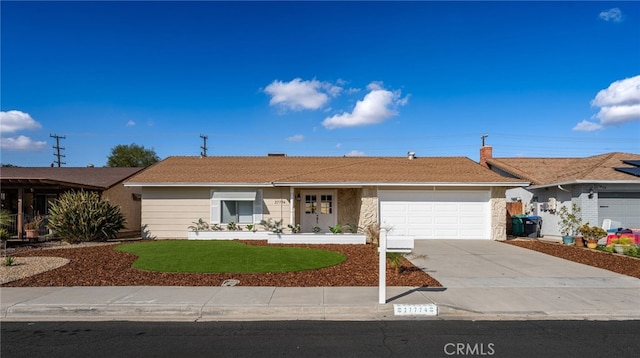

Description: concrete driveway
[405,240,640,319]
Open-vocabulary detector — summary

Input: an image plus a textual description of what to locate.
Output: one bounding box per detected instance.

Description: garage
[598,192,640,228]
[379,190,491,239]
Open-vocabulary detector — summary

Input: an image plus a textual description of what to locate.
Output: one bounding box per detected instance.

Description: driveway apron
[407,240,639,289]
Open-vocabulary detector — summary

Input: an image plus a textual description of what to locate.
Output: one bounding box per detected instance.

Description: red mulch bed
[504,240,640,279]
[2,241,442,288]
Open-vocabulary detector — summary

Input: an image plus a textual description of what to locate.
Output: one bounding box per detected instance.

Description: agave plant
[48,190,125,244]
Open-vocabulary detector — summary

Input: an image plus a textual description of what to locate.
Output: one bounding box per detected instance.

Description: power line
[49,134,66,167]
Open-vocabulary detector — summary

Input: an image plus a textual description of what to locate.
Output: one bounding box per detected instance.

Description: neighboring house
[481,147,640,238]
[0,167,144,239]
[124,154,528,240]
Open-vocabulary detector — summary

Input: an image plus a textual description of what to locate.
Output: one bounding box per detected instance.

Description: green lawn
[115,240,346,273]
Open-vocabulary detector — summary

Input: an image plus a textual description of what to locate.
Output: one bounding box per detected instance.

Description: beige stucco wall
[102,184,141,232]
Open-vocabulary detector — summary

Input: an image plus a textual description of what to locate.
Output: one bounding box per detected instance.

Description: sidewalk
[2,240,639,321]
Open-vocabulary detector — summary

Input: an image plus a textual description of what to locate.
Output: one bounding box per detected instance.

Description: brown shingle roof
[485,152,640,186]
[0,167,144,189]
[126,156,526,185]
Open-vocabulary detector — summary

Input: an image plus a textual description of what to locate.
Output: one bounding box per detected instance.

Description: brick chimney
[480,145,493,168]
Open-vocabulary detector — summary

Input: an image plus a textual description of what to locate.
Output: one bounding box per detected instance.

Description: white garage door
[379,190,491,239]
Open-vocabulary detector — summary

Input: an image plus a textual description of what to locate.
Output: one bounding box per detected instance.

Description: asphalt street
[3,320,640,358]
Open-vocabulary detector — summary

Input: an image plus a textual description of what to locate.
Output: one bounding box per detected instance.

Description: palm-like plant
[48,190,125,244]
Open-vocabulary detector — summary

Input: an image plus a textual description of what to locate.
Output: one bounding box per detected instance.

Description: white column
[378,228,387,304]
[289,187,295,227]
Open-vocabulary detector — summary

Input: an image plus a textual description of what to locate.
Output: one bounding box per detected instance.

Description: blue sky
[1,1,639,167]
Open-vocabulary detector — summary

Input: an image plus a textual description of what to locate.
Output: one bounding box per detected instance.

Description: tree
[107,143,159,167]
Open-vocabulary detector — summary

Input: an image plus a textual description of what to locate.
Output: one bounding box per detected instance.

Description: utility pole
[200,134,208,157]
[50,134,66,167]
[481,133,489,147]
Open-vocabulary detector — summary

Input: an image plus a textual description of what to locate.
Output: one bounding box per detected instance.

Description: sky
[1,1,639,167]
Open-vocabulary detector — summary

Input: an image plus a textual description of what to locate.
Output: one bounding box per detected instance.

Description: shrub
[0,209,11,228]
[48,190,125,244]
[260,219,283,233]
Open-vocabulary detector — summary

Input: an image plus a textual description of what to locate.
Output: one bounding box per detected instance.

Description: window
[211,190,262,225]
[221,200,253,224]
[305,195,317,214]
[320,195,332,214]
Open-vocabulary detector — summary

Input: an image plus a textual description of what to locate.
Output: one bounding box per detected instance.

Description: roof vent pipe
[408,151,416,160]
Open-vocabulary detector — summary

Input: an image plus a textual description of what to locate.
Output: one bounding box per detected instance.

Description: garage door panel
[461,216,484,225]
[380,190,490,240]
[434,203,458,212]
[407,216,432,224]
[598,193,640,228]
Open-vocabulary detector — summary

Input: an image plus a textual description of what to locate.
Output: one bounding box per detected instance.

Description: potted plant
[557,204,581,245]
[577,222,607,249]
[24,216,43,240]
[611,237,633,254]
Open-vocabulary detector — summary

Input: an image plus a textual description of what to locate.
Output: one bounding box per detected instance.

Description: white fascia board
[123,182,274,188]
[273,182,529,187]
[528,179,640,190]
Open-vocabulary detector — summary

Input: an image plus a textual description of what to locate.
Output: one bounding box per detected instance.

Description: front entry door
[301,191,336,233]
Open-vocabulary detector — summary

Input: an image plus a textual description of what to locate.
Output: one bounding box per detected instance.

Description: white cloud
[322,82,409,129]
[345,150,365,157]
[0,110,42,134]
[336,143,342,148]
[264,78,343,111]
[572,120,603,132]
[126,120,136,127]
[0,135,47,151]
[286,134,304,142]
[599,8,623,22]
[576,75,640,130]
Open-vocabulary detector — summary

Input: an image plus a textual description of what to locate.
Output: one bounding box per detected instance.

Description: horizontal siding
[262,187,293,227]
[142,187,210,239]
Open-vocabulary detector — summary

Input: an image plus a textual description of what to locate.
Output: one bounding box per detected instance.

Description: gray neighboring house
[0,167,144,239]
[480,146,640,238]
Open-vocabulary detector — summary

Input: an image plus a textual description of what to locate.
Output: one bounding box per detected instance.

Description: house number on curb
[393,304,438,316]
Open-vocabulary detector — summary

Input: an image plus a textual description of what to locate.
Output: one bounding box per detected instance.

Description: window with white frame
[211,190,262,225]
[221,200,253,223]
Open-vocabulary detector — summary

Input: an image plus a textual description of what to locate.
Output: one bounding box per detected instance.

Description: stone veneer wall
[337,188,360,228]
[491,187,507,241]
[358,186,378,230]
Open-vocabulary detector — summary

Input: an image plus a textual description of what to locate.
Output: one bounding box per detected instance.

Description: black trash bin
[523,216,542,238]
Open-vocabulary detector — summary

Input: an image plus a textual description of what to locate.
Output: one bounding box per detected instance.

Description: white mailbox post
[378,228,414,304]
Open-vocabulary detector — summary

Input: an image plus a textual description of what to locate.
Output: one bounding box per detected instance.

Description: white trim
[125,182,273,187]
[126,181,529,188]
[274,182,528,187]
[529,179,640,190]
[212,191,257,201]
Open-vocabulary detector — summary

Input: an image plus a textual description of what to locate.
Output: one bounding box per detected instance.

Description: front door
[301,191,336,233]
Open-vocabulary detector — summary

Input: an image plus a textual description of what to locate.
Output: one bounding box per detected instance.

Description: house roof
[0,167,144,190]
[125,156,527,187]
[485,152,640,187]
